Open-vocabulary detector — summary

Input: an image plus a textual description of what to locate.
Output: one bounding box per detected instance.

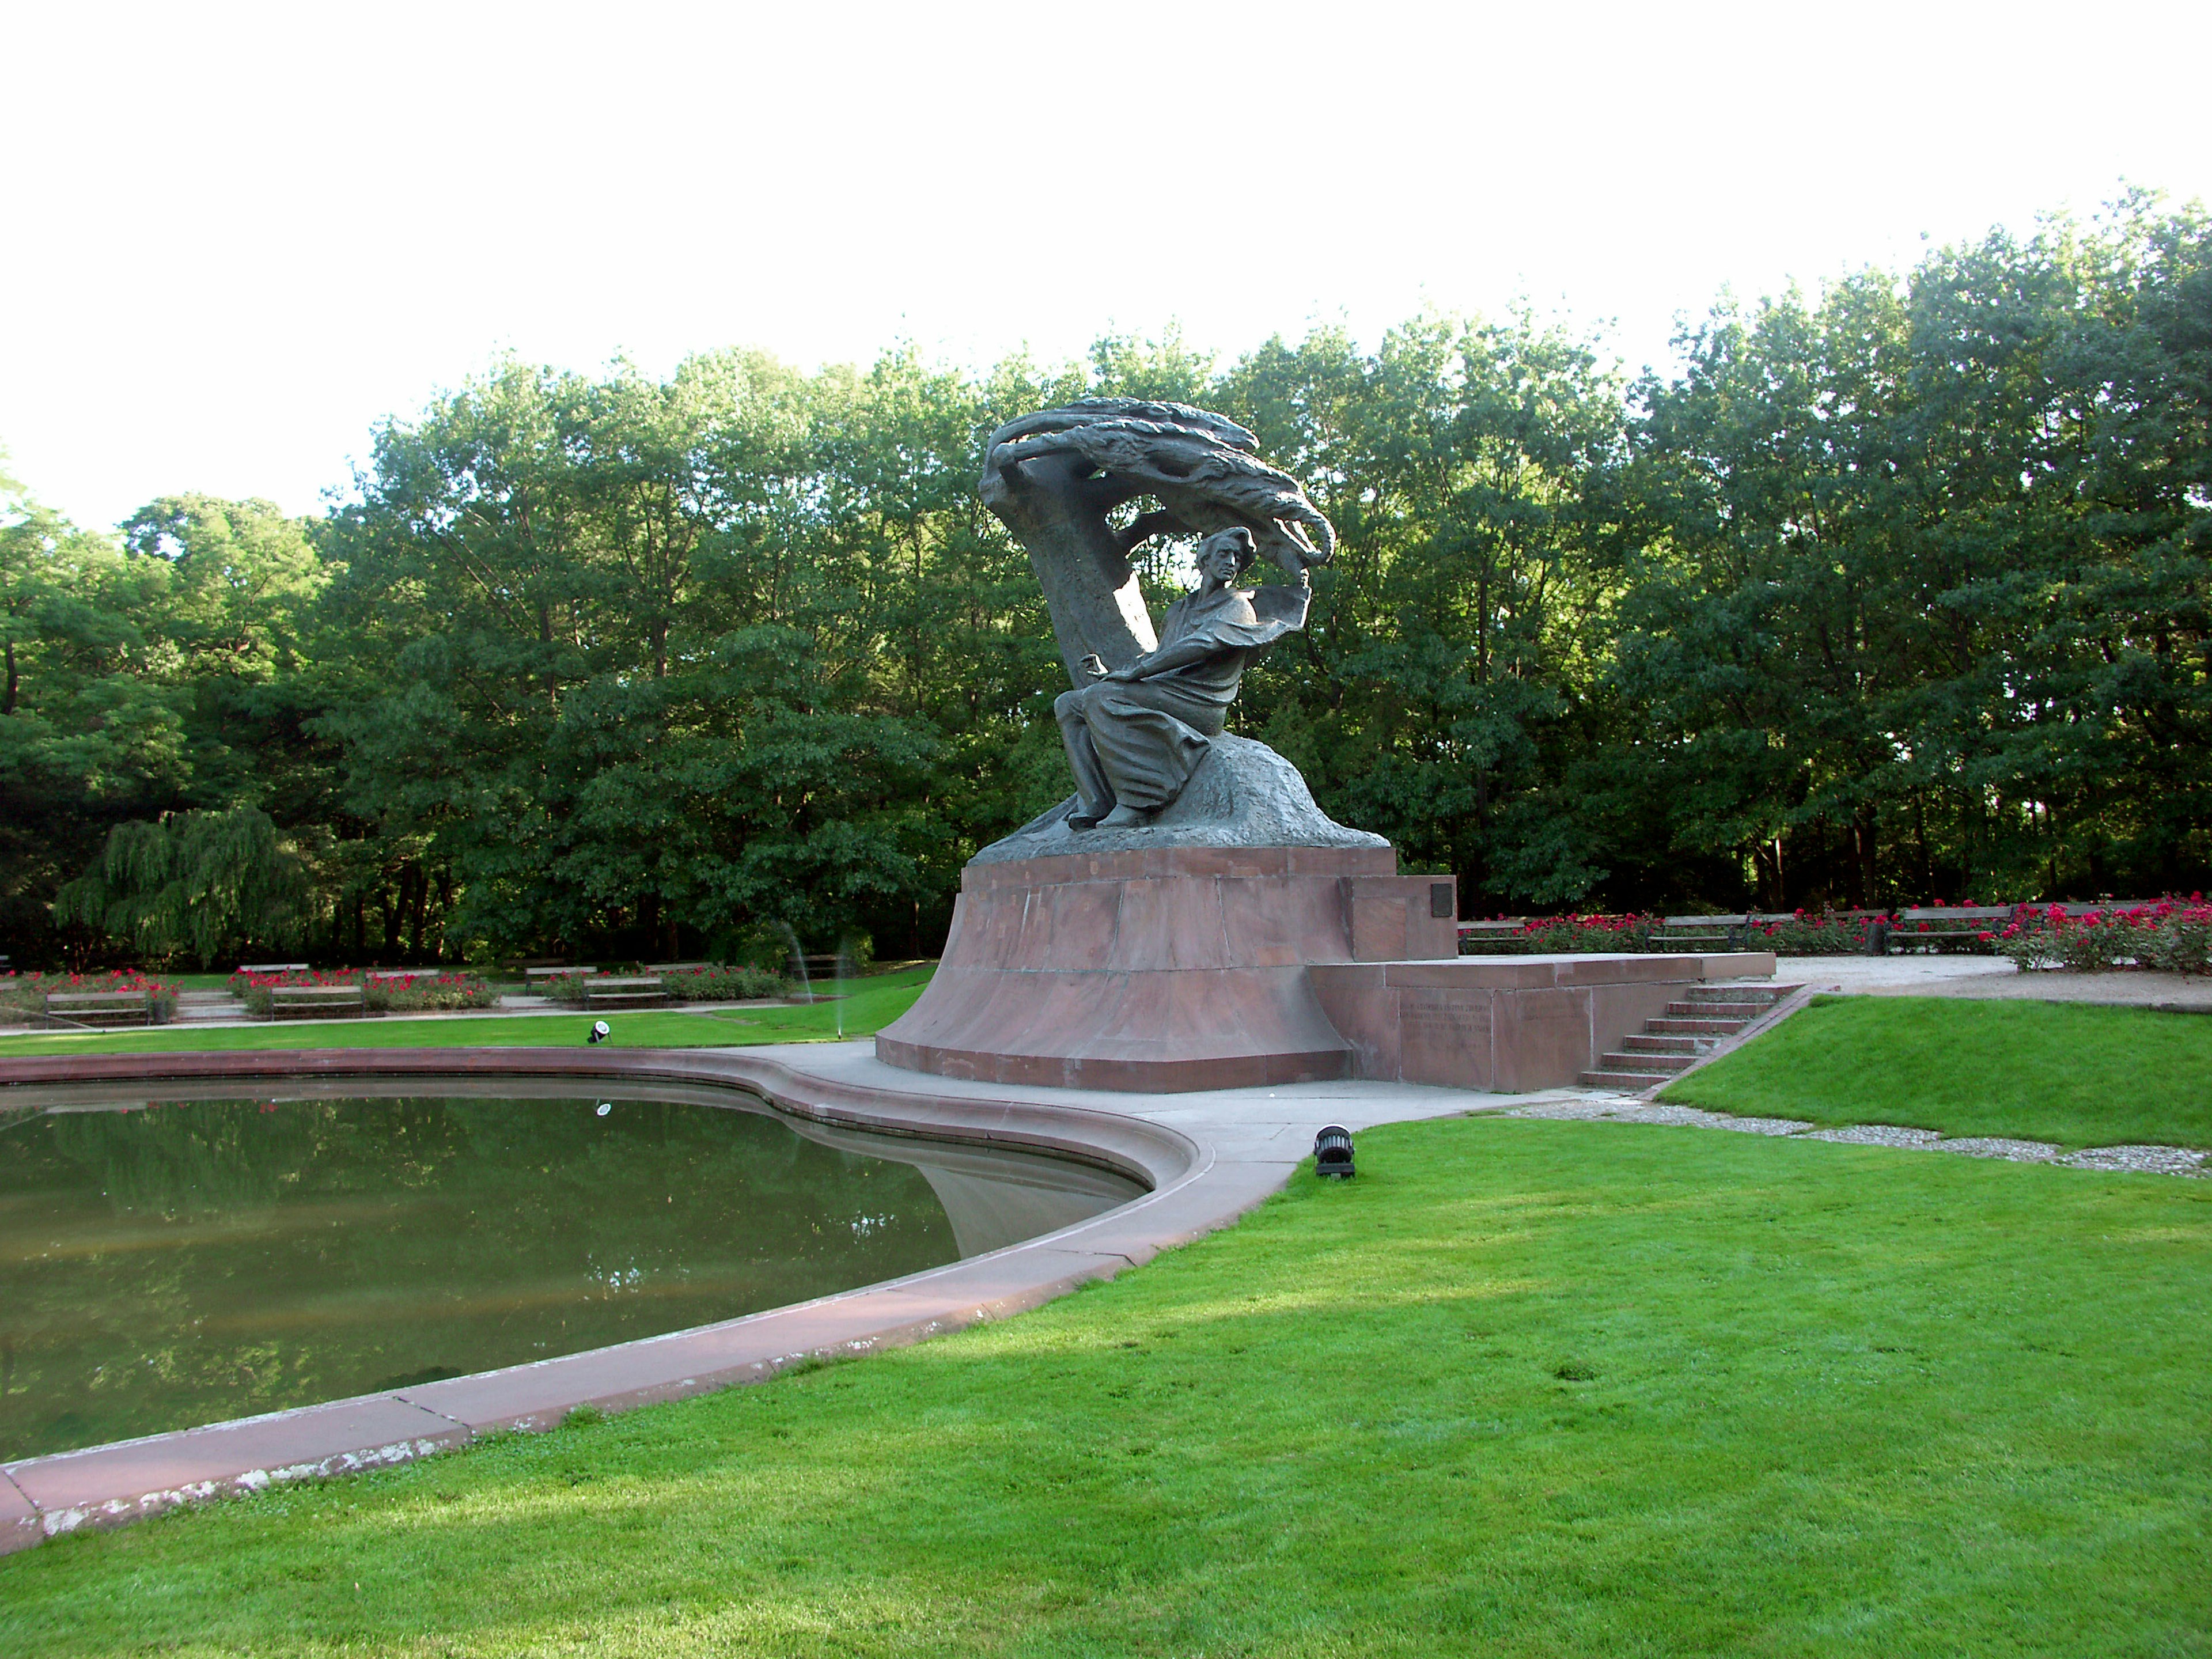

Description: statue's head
[1198,526,1256,583]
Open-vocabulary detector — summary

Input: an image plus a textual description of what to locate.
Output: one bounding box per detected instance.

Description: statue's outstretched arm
[1106,635,1221,681]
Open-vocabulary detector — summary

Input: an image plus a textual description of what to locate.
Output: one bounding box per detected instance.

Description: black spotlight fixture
[1314,1124,1355,1179]
[587,1019,611,1045]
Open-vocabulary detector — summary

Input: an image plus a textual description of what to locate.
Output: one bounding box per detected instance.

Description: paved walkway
[1786,953,2212,1008]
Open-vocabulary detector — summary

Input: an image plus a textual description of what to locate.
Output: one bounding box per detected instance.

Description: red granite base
[876,845,1778,1093]
[1309,952,1777,1092]
[876,846,1459,1089]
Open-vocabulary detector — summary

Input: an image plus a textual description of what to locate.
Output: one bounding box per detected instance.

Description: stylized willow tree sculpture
[980,399,1337,687]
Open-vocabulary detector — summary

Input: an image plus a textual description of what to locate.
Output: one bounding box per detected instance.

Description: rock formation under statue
[876,402,1775,1092]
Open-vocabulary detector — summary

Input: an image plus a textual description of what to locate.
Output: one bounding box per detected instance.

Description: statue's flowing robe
[1056,584,1305,812]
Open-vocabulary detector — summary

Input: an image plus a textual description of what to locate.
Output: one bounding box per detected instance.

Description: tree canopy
[6,197,2207,968]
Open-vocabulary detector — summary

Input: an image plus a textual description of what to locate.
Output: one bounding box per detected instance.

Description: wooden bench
[1456,920,1529,952]
[1652,914,1751,950]
[1879,906,2017,952]
[237,961,310,975]
[44,989,154,1028]
[584,975,665,1009]
[525,967,597,989]
[268,984,368,1019]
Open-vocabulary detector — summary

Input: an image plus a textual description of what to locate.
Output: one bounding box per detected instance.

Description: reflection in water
[0,1089,1140,1461]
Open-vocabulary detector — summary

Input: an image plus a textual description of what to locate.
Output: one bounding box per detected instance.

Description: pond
[0,1081,1142,1461]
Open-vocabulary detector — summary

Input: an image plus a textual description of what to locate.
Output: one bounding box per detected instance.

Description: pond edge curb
[0,1046,1236,1555]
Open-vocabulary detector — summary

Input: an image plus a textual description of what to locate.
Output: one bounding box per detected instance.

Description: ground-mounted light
[588,1020,611,1044]
[1314,1124,1355,1179]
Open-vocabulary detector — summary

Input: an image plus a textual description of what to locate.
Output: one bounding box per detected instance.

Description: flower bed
[0,970,179,1024]
[226,968,497,1016]
[1998,901,2212,974]
[1499,914,1656,954]
[543,964,788,1005]
[362,970,499,1013]
[1751,912,1888,954]
[1476,909,1991,956]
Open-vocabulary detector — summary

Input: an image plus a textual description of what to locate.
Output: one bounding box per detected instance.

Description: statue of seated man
[1055,525,1307,830]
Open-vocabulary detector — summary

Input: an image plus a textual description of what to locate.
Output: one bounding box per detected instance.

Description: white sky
[5,0,2209,530]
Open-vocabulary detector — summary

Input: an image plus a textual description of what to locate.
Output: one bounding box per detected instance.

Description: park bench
[237,961,309,975]
[525,966,597,990]
[584,975,666,1009]
[1456,919,1528,952]
[1652,914,1753,950]
[43,988,154,1028]
[268,983,368,1019]
[1878,906,2018,952]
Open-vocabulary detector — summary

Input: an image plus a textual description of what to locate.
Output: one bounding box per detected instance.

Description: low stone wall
[1309,952,1777,1092]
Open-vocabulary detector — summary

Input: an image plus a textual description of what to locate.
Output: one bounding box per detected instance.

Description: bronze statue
[1055,527,1306,828]
[983,401,1335,831]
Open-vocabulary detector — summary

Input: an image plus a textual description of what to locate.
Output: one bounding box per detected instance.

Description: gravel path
[1492,1094,2207,1176]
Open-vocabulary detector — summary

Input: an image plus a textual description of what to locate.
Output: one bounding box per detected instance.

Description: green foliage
[2,1114,2205,1654]
[52,806,306,967]
[5,194,2210,967]
[543,964,787,1004]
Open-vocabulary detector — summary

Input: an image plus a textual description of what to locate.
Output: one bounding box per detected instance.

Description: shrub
[363,971,498,1013]
[1495,914,1655,954]
[1472,910,1898,956]
[545,964,789,1005]
[1998,900,2212,975]
[226,967,499,1015]
[1747,912,1889,955]
[661,963,789,1002]
[0,970,179,1024]
[228,967,358,1016]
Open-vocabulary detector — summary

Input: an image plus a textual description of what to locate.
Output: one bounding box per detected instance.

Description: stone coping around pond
[0,1044,1252,1554]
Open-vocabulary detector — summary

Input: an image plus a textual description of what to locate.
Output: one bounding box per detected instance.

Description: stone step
[1580,1069,1671,1089]
[1680,982,1802,1005]
[1664,1001,1767,1021]
[1646,1015,1747,1036]
[1599,1050,1696,1073]
[1621,1032,1709,1055]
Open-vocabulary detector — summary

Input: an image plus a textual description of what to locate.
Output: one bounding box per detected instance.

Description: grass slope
[5,1114,2207,1657]
[1664,995,2212,1149]
[0,969,934,1059]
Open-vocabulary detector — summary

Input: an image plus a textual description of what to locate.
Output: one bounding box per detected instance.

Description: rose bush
[544,964,789,1005]
[0,969,179,1024]
[1998,899,2212,974]
[228,968,498,1014]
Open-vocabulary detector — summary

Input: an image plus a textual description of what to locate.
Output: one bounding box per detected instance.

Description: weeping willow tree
[52,806,307,967]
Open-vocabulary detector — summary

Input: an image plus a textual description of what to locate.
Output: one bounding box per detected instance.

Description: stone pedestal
[875,846,1458,1090]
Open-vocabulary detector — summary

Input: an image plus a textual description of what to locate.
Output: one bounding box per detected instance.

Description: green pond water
[0,1090,1135,1461]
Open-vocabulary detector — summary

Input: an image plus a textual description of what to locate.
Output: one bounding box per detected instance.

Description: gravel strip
[1491,1094,2205,1176]
[1801,1124,1943,1148]
[1924,1136,2064,1164]
[1502,1100,1815,1136]
[2059,1144,2210,1176]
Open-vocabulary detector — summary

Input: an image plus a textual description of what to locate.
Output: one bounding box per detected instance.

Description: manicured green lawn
[0,968,935,1058]
[1664,995,2212,1149]
[5,1113,2206,1656]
